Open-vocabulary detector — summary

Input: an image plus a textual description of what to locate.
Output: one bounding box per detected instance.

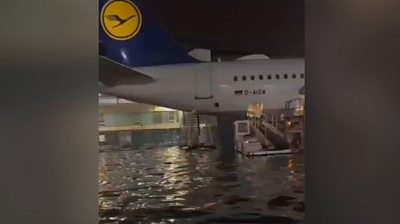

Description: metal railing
[285,97,304,110]
[285,97,304,117]
[249,115,284,139]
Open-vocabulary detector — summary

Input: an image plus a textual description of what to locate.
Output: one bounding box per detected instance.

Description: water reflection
[99,146,304,223]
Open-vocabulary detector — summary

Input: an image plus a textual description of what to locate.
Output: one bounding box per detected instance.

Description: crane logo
[101,0,142,41]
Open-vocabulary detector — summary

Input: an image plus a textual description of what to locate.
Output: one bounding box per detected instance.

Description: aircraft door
[194,66,213,99]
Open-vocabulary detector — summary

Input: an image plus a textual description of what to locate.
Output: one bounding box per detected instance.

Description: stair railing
[260,114,285,138]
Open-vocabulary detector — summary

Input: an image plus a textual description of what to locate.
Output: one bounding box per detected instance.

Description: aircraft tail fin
[99,0,198,67]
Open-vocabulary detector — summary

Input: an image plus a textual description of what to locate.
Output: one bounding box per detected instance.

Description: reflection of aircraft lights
[288,159,295,174]
[160,148,190,198]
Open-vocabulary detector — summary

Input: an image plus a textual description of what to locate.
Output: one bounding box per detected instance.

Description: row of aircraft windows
[233,73,305,81]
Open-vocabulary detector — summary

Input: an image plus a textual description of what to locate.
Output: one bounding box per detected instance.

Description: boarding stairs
[182,112,200,147]
[181,112,215,148]
[250,114,290,150]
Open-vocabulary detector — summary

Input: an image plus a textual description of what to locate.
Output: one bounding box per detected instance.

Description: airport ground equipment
[233,119,291,156]
[181,112,215,149]
[283,97,305,150]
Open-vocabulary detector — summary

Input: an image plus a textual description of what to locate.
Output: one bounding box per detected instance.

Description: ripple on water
[99,146,305,223]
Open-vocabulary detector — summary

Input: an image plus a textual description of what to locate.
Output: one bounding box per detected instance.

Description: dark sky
[143,0,304,58]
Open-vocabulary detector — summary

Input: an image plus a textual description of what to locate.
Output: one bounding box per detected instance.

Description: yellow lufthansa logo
[101,0,142,41]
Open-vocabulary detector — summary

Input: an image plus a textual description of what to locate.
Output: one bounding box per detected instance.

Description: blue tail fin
[99,0,198,67]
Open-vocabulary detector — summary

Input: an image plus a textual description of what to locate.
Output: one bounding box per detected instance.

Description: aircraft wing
[99,56,154,87]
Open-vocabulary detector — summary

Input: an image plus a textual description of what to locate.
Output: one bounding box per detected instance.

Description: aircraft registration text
[234,89,266,96]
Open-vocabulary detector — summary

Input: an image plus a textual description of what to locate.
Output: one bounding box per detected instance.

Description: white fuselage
[102,59,304,113]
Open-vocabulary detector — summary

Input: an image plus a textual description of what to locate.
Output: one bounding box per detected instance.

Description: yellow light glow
[153,106,176,112]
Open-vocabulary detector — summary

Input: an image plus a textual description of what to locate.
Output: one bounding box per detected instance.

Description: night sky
[142,0,304,58]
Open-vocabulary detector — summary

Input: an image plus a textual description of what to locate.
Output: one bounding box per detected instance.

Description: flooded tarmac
[99,146,304,224]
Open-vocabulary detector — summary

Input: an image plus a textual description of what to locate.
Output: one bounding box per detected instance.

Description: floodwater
[99,146,304,224]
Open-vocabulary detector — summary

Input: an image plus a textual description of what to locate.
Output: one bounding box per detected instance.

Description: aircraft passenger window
[284,74,288,79]
[242,76,246,81]
[259,74,263,80]
[267,75,271,80]
[251,75,255,80]
[234,76,238,81]
[292,73,296,79]
[300,73,304,78]
[276,74,280,79]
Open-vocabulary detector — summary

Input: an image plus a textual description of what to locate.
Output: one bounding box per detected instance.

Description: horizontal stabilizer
[188,48,211,62]
[237,54,270,60]
[99,56,154,87]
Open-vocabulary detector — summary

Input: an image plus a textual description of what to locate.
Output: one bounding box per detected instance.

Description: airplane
[99,0,304,147]
[100,56,304,114]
